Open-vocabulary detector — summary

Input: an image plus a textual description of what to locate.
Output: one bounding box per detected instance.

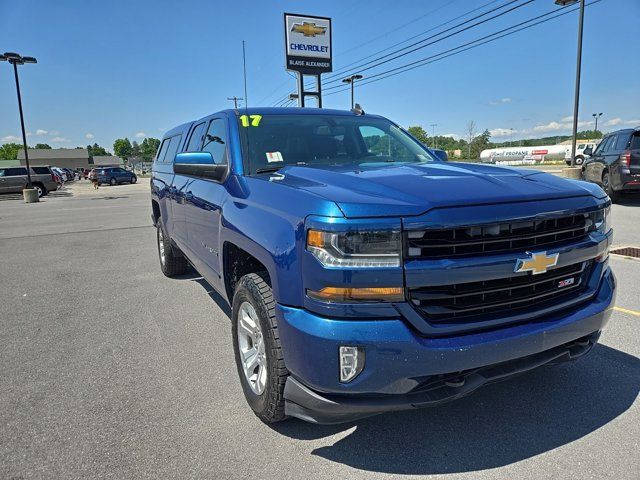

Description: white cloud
[624,119,640,125]
[560,116,574,123]
[489,97,512,106]
[51,137,70,143]
[26,132,33,137]
[533,119,593,132]
[1,135,21,142]
[85,133,95,139]
[36,129,48,136]
[49,130,60,136]
[489,128,513,137]
[135,132,146,138]
[157,127,166,132]
[604,118,622,127]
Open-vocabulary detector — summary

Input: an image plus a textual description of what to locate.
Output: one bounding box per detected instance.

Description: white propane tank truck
[479,145,571,164]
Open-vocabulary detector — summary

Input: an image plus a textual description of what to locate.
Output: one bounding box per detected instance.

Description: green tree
[0,143,22,160]
[34,143,52,149]
[87,143,109,157]
[471,129,491,159]
[407,126,429,145]
[140,137,161,161]
[113,138,132,160]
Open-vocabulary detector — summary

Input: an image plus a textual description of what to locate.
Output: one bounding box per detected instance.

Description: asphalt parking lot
[1,180,638,479]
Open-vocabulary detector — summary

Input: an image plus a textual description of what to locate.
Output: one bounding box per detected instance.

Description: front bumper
[277,267,615,424]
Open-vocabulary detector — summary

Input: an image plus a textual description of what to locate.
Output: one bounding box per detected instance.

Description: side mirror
[430,148,448,162]
[174,152,228,182]
[583,147,593,156]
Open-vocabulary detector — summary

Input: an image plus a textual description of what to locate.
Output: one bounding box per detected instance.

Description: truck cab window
[201,119,227,164]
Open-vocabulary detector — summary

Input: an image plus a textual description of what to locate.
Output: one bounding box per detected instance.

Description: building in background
[92,156,124,168]
[17,149,123,170]
[18,148,89,169]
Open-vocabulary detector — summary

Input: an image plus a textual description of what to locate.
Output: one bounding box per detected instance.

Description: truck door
[183,117,228,280]
[163,135,187,245]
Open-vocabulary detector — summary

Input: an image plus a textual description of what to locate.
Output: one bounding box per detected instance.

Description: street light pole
[592,112,602,133]
[12,62,32,187]
[1,52,37,188]
[342,74,363,109]
[555,0,585,168]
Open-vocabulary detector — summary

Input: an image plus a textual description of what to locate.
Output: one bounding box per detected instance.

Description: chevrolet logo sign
[514,251,559,275]
[291,22,327,37]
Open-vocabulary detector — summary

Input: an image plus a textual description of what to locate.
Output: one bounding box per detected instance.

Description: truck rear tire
[157,223,188,276]
[232,272,289,423]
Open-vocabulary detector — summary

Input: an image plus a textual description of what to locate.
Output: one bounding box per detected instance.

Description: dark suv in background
[583,127,640,201]
[96,167,137,186]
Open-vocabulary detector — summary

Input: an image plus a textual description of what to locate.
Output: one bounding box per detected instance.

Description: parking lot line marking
[614,306,640,317]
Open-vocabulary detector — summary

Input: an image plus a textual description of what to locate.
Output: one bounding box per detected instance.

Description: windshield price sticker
[266,152,284,163]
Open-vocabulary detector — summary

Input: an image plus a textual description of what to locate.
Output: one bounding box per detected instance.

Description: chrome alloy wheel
[158,228,166,266]
[237,301,267,395]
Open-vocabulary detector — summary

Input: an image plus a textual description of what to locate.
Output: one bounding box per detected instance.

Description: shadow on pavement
[90,195,129,200]
[272,344,639,474]
[190,275,232,318]
[617,193,640,206]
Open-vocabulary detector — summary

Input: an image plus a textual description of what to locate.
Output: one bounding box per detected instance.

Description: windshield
[238,114,436,174]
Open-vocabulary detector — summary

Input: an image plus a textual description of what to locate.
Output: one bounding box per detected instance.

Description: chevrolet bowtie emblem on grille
[291,22,327,37]
[514,251,559,275]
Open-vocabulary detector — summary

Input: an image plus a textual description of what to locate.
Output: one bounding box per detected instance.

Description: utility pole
[342,74,363,109]
[430,123,438,149]
[227,96,244,109]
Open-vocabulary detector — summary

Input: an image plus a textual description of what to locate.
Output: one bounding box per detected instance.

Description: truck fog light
[339,346,365,383]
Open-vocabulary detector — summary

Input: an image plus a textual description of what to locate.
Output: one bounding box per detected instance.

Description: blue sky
[1,0,638,150]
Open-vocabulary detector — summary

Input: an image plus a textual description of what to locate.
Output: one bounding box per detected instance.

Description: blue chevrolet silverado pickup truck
[151,107,615,424]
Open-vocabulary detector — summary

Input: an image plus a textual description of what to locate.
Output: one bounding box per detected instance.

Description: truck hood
[263,162,606,218]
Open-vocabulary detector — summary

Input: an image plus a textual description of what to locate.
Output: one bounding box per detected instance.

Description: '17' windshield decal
[239,115,262,127]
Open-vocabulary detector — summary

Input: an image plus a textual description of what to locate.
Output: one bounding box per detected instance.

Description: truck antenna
[242,40,252,173]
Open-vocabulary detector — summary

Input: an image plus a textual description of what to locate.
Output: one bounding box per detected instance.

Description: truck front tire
[156,223,188,276]
[232,272,289,423]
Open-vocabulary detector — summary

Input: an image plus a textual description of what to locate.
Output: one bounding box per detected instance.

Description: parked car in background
[96,167,137,186]
[582,127,640,202]
[51,167,67,184]
[0,166,59,197]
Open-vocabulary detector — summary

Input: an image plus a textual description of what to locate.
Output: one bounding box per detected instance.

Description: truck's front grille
[406,213,590,259]
[408,261,592,323]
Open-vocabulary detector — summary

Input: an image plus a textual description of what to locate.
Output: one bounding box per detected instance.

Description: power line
[323,0,527,83]
[324,0,602,97]
[323,2,570,93]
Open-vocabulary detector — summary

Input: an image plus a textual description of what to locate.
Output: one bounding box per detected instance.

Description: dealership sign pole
[284,13,332,108]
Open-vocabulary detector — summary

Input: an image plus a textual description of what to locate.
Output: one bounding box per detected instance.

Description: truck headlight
[306,229,401,268]
[589,206,611,234]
